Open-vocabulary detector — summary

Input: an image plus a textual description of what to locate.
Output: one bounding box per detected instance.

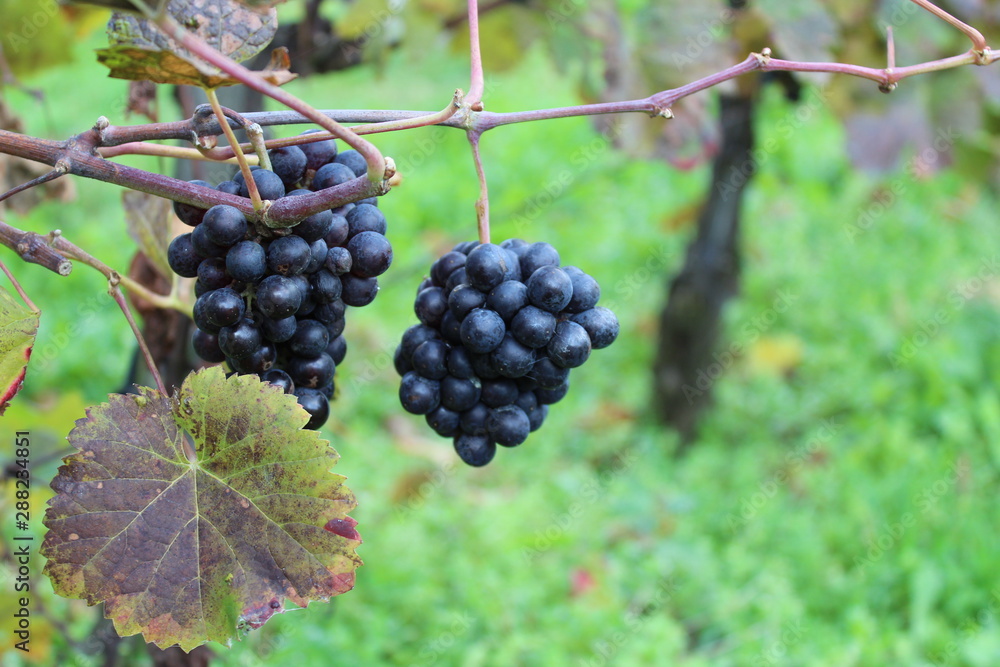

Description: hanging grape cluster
[395,239,619,466]
[166,133,391,429]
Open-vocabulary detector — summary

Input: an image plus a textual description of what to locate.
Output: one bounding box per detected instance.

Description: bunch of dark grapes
[395,239,619,466]
[166,133,392,429]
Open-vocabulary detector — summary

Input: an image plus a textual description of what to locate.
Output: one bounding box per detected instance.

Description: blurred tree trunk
[652,93,756,442]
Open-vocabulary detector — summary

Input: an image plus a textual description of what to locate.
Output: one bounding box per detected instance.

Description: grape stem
[0,256,39,312]
[205,89,264,210]
[108,282,167,396]
[466,0,485,110]
[467,131,489,243]
[909,0,989,55]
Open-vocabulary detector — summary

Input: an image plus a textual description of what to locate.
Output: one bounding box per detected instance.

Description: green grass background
[3,15,1000,667]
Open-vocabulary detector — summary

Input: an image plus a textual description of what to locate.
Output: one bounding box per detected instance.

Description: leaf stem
[108,282,167,396]
[0,256,38,312]
[205,88,263,209]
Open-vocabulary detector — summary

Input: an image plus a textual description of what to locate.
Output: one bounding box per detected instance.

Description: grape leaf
[123,191,172,278]
[97,0,283,86]
[41,367,361,651]
[0,285,39,416]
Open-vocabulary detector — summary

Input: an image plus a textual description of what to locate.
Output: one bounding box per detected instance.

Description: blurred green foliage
[3,7,1000,667]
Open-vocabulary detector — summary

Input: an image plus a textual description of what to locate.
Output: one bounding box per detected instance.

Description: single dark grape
[453,433,496,467]
[527,265,573,313]
[487,405,530,447]
[340,274,379,307]
[193,297,221,334]
[192,329,226,363]
[440,375,482,412]
[490,334,535,378]
[290,274,315,316]
[571,307,619,349]
[465,243,510,292]
[202,205,248,247]
[520,242,561,278]
[326,335,347,365]
[347,231,393,278]
[310,269,342,304]
[325,246,352,275]
[426,406,461,437]
[460,308,505,354]
[168,233,203,278]
[201,287,245,328]
[453,240,479,255]
[564,268,601,313]
[510,305,556,349]
[346,204,387,237]
[334,149,367,177]
[469,352,499,380]
[399,372,440,414]
[311,162,355,191]
[267,235,311,276]
[256,274,302,319]
[547,320,592,368]
[262,368,295,394]
[298,129,338,170]
[439,310,463,345]
[226,241,266,283]
[288,352,336,389]
[411,339,450,380]
[289,319,330,358]
[394,345,414,376]
[448,284,486,321]
[294,387,330,430]
[240,169,286,200]
[173,179,211,226]
[197,257,231,292]
[269,146,308,188]
[415,287,448,328]
[219,319,262,360]
[486,281,528,323]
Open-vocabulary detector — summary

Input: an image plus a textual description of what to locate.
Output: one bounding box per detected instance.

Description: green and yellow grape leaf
[122,191,172,278]
[98,0,283,85]
[41,367,361,651]
[0,285,39,416]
